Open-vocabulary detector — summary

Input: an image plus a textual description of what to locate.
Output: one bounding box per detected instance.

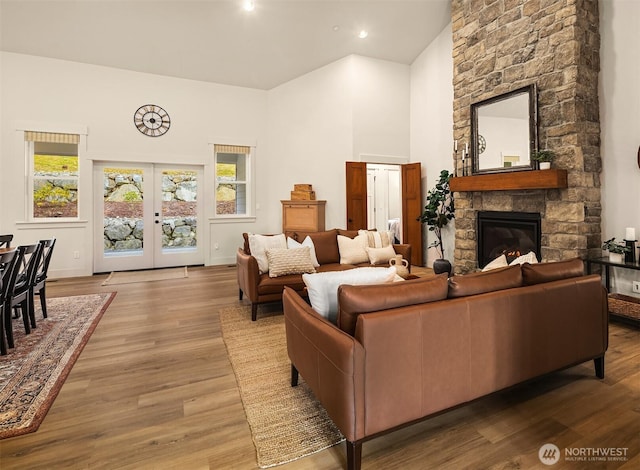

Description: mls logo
[539,443,561,465]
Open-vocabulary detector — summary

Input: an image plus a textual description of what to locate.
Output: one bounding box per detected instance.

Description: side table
[586,257,640,325]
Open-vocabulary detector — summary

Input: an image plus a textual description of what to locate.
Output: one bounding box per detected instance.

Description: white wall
[352,56,410,159]
[410,23,454,267]
[266,55,410,231]
[0,52,267,276]
[600,0,640,297]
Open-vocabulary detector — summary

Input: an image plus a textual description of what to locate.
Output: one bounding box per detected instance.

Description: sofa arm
[283,287,366,442]
[393,244,412,272]
[236,248,260,302]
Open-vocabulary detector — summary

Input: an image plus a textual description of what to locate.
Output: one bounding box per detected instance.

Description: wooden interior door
[345,162,367,230]
[401,162,423,266]
[346,161,423,266]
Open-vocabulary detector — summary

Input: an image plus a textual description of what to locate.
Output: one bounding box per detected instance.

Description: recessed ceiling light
[243,0,255,12]
[332,25,340,32]
[358,30,368,39]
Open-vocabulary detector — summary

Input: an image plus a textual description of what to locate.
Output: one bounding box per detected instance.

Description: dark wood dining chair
[6,243,43,346]
[33,238,56,319]
[0,249,21,353]
[0,234,13,249]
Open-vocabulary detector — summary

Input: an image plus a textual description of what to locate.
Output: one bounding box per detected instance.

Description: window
[25,131,79,219]
[214,144,252,216]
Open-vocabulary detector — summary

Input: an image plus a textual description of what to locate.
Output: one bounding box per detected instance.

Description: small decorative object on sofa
[418,169,455,275]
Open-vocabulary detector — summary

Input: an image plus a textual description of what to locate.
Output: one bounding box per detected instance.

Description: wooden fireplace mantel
[449,169,568,192]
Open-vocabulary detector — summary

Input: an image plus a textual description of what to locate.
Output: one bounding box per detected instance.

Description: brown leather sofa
[283,258,608,470]
[237,229,411,321]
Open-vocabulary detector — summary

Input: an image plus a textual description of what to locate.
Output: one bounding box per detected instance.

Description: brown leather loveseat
[237,228,411,321]
[283,258,608,470]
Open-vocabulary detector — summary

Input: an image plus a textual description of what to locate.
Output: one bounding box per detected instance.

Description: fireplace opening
[477,211,541,268]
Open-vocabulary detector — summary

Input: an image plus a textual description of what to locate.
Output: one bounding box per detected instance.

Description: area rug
[219,304,344,468]
[101,266,188,286]
[0,292,116,439]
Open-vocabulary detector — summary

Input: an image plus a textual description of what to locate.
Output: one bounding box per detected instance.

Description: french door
[93,162,204,273]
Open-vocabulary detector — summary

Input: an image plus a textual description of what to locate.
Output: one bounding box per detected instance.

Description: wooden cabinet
[281,200,326,232]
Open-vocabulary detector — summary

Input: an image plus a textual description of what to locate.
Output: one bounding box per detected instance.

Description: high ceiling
[0,0,451,90]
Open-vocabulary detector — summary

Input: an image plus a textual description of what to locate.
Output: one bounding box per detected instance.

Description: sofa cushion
[358,229,394,248]
[287,236,320,267]
[366,245,397,265]
[287,229,340,265]
[248,233,287,274]
[448,265,523,298]
[266,247,316,278]
[337,274,449,335]
[509,251,539,266]
[302,267,397,324]
[481,254,508,271]
[521,257,584,285]
[337,234,369,265]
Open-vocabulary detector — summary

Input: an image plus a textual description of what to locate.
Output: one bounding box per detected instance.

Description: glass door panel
[94,162,203,273]
[154,166,202,268]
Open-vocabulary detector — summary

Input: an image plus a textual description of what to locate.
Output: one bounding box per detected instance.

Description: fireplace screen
[477,211,541,268]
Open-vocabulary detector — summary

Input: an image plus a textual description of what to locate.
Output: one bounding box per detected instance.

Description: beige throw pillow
[366,245,397,265]
[358,229,394,248]
[337,234,369,265]
[248,233,287,274]
[481,254,509,272]
[287,236,320,267]
[266,247,316,278]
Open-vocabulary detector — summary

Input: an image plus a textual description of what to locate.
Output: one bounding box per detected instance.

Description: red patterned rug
[0,292,116,439]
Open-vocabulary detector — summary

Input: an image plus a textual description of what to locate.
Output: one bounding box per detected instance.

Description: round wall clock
[134,104,171,137]
[478,134,487,154]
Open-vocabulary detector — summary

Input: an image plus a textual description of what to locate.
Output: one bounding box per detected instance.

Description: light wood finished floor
[0,265,638,469]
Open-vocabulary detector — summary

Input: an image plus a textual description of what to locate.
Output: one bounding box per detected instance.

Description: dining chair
[0,249,21,353]
[33,238,56,319]
[0,234,13,249]
[5,243,43,346]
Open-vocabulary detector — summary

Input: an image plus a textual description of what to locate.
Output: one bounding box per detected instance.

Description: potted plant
[602,237,630,263]
[531,149,555,170]
[417,169,455,275]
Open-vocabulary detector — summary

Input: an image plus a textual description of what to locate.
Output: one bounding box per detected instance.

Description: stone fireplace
[450,0,602,274]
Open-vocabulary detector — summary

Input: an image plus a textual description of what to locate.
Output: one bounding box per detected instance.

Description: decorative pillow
[337,274,449,335]
[302,267,397,323]
[448,265,523,298]
[509,251,539,266]
[266,247,316,278]
[337,234,369,265]
[481,254,509,272]
[248,233,287,274]
[366,244,397,265]
[358,229,394,248]
[287,236,320,267]
[522,257,585,286]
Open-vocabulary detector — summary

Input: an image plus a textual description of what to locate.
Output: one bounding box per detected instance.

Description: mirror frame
[471,84,538,175]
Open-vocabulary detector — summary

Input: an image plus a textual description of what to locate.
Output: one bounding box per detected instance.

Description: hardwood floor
[0,265,638,469]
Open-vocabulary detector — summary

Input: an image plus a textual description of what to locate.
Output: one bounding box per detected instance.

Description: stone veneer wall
[451,0,601,273]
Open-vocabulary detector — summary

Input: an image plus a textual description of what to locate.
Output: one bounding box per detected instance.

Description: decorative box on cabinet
[281,200,326,232]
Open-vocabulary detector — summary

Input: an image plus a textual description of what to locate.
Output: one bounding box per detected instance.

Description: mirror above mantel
[471,84,538,174]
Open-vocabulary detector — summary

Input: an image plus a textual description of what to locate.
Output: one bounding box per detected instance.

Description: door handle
[155,220,160,224]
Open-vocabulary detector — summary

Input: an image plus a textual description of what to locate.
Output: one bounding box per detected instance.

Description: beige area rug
[0,292,116,439]
[219,304,344,468]
[101,266,188,286]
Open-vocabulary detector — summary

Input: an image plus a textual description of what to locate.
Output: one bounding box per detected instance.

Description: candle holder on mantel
[624,239,637,263]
